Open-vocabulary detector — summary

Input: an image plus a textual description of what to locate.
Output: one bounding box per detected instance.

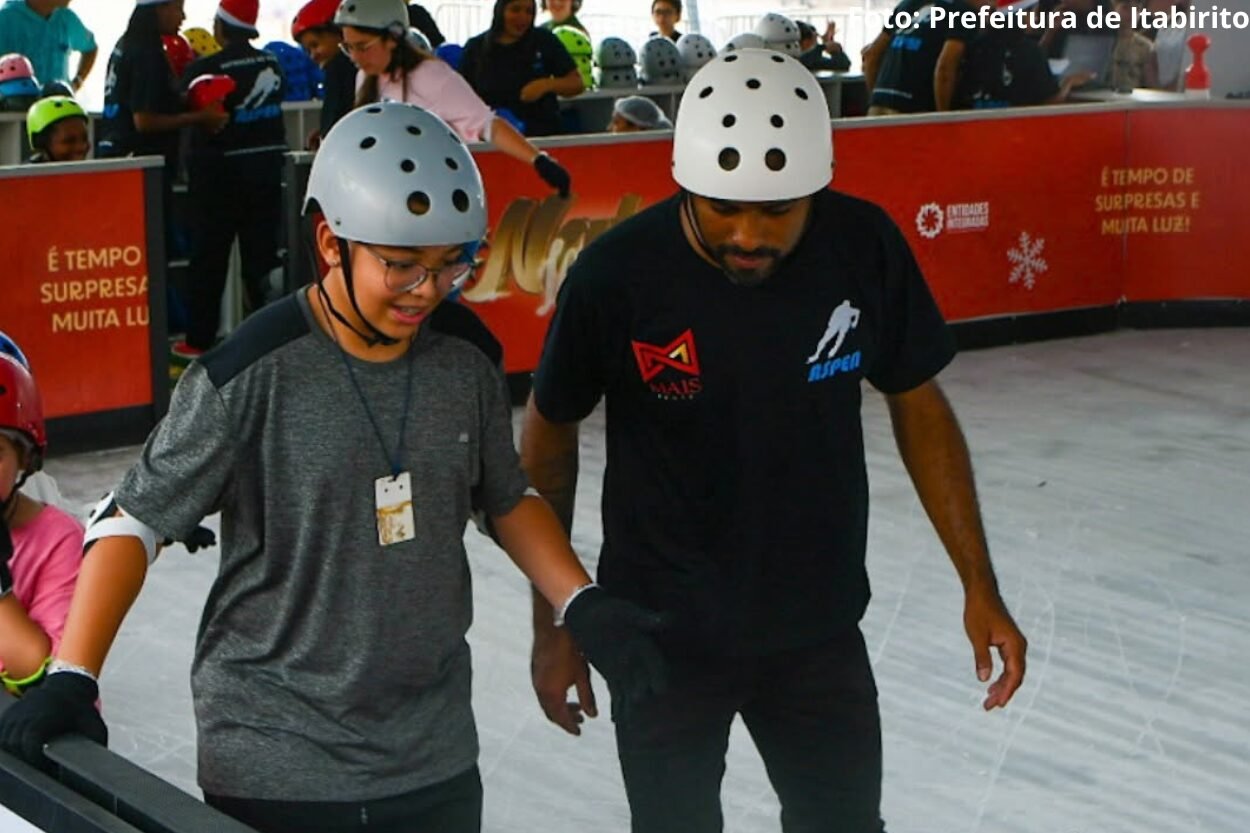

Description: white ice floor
[38,328,1250,833]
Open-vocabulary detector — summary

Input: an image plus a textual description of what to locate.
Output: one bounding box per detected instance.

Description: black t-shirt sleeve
[531,261,613,423]
[535,27,577,77]
[865,208,956,394]
[1013,41,1060,104]
[321,53,357,135]
[130,46,179,116]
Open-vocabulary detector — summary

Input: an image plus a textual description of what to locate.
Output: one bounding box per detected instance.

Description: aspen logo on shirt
[806,300,862,384]
[632,329,702,400]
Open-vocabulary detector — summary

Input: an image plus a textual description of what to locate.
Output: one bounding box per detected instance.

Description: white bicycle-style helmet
[672,49,833,201]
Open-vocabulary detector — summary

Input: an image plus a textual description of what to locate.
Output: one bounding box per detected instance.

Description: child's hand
[199,106,230,134]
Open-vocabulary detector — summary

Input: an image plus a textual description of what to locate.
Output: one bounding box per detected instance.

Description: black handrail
[0,694,256,833]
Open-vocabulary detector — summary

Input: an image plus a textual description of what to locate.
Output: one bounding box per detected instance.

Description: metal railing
[0,695,256,833]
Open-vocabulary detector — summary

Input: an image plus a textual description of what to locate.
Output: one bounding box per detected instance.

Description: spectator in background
[1109,0,1152,90]
[343,0,573,192]
[649,0,681,42]
[0,0,97,93]
[174,0,287,360]
[25,94,89,161]
[408,2,445,49]
[539,0,587,35]
[292,0,355,147]
[862,0,979,114]
[797,20,851,72]
[958,0,1094,108]
[98,1,228,177]
[606,94,670,132]
[459,0,584,137]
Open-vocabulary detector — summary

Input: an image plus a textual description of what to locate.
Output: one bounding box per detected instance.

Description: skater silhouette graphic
[806,300,861,364]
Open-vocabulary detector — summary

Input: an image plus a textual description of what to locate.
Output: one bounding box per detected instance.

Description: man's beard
[714,245,783,287]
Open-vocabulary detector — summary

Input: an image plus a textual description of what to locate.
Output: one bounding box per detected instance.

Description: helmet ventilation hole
[722,114,736,127]
[452,189,470,212]
[408,192,431,216]
[407,125,422,135]
[699,86,713,98]
[765,149,787,171]
[400,159,415,173]
[360,136,376,149]
[794,87,808,100]
[445,157,459,170]
[746,78,761,90]
[718,148,740,171]
[770,115,784,128]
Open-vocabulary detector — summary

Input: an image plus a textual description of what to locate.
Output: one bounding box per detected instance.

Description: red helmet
[187,73,237,111]
[162,34,196,79]
[0,53,35,83]
[0,352,46,474]
[292,0,342,39]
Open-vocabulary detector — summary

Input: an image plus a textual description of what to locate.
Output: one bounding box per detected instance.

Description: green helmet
[26,96,86,146]
[553,25,592,59]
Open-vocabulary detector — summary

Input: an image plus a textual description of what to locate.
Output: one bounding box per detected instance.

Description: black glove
[534,153,571,198]
[563,586,669,721]
[0,671,107,768]
[165,524,216,554]
[1,512,13,595]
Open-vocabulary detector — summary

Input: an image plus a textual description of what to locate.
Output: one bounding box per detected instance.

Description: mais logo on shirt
[632,329,703,400]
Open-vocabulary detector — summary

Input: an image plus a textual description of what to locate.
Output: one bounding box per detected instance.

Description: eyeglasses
[339,36,382,57]
[359,244,474,294]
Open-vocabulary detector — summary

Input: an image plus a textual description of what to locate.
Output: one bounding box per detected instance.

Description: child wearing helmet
[292,0,358,145]
[173,0,288,361]
[0,336,86,702]
[26,95,90,162]
[340,0,576,196]
[0,102,667,833]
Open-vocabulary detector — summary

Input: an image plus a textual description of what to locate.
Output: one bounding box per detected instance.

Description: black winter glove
[166,524,217,554]
[563,586,669,721]
[1,512,13,596]
[0,671,107,768]
[534,153,571,198]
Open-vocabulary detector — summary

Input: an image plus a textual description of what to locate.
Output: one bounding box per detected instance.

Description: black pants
[204,765,482,833]
[185,152,283,351]
[616,629,886,833]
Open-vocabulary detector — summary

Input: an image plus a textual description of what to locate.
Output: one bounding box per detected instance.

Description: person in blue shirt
[0,0,96,92]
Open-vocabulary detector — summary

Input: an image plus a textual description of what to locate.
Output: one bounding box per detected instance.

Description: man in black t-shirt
[863,0,980,113]
[522,50,1027,833]
[176,0,287,358]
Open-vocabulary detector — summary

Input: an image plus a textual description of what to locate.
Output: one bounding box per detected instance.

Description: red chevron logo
[631,329,701,383]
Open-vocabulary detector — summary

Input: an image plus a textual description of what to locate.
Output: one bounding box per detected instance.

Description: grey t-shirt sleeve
[475,358,529,518]
[115,362,236,540]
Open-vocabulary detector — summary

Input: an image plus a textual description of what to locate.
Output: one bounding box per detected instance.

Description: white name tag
[375,471,416,547]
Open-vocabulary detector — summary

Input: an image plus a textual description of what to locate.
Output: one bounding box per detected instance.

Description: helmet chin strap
[307,233,399,348]
[682,191,759,288]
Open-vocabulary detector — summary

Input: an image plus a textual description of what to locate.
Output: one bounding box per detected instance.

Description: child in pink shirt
[337,0,574,197]
[1,338,84,697]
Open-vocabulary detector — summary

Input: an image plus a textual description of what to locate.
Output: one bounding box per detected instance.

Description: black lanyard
[317,286,416,478]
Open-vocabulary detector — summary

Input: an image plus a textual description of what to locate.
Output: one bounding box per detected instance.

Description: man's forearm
[520,396,583,632]
[887,381,998,592]
[75,48,98,86]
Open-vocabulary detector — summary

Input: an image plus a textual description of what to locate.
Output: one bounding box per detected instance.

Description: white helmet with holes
[724,32,766,52]
[334,0,407,35]
[305,101,486,245]
[638,36,682,85]
[595,36,636,68]
[754,12,800,46]
[676,33,716,70]
[672,49,833,201]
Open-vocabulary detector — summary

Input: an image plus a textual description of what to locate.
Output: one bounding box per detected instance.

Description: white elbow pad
[83,492,160,565]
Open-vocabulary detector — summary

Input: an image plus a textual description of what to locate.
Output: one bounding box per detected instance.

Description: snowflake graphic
[1007,231,1048,289]
[916,202,944,239]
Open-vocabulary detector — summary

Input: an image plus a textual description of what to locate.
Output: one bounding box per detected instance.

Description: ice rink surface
[41,328,1250,833]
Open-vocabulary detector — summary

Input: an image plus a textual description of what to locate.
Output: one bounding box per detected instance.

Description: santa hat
[217,0,259,33]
